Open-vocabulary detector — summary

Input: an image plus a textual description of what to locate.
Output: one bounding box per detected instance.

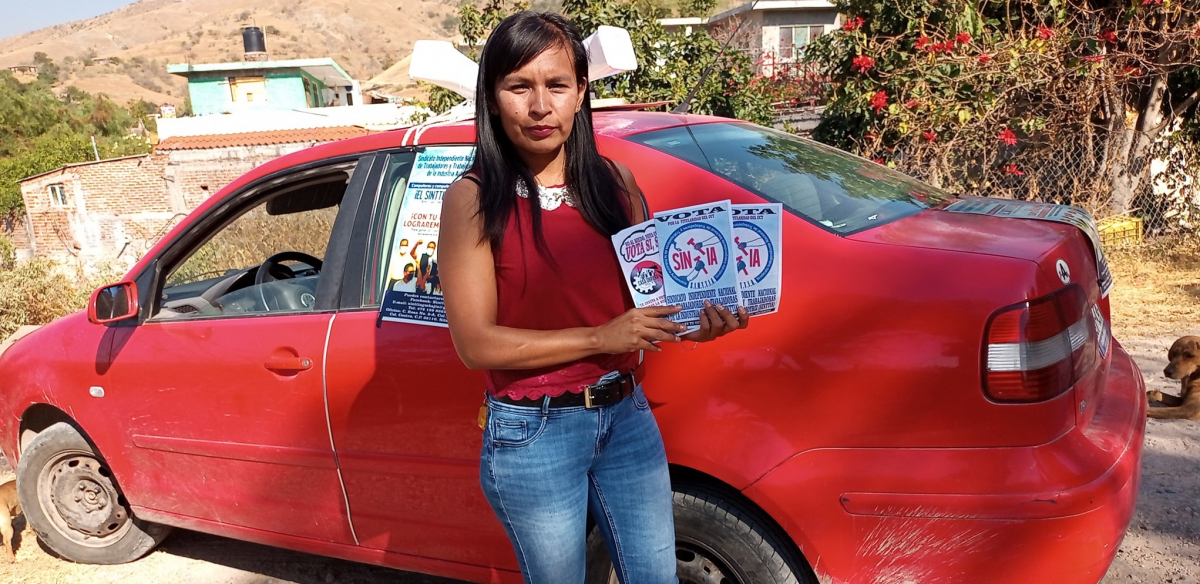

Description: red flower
[872,158,886,165]
[843,16,864,31]
[978,52,992,64]
[1083,55,1104,63]
[864,131,877,140]
[1004,164,1026,176]
[923,131,937,142]
[852,55,876,73]
[915,35,931,50]
[1037,25,1054,40]
[956,32,972,45]
[1101,30,1118,44]
[1123,66,1143,76]
[869,91,889,114]
[998,129,1018,146]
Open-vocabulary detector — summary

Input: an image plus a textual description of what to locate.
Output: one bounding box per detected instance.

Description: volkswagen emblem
[1055,259,1070,284]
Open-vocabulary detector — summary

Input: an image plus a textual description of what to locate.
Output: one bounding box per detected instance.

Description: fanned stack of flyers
[611,201,783,332]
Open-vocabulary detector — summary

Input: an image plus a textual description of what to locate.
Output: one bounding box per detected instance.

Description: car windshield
[625,122,953,235]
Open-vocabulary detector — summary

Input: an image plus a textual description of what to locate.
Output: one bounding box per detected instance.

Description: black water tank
[242,26,266,54]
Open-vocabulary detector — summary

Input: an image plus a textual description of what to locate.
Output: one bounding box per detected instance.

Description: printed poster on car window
[379,146,474,327]
[944,197,1114,298]
[731,204,782,316]
[655,201,742,332]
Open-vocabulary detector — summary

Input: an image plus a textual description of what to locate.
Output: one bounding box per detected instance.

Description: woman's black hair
[472,11,630,253]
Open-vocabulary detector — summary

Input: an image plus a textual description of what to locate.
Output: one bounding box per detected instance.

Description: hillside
[0,0,460,104]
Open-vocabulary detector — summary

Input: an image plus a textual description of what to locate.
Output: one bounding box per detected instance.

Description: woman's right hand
[594,306,687,353]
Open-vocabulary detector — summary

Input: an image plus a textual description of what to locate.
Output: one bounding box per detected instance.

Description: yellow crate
[1097,215,1143,247]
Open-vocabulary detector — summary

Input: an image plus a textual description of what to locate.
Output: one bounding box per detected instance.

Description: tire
[16,422,171,564]
[586,483,816,584]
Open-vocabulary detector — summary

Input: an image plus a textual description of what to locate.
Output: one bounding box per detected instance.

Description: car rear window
[625,122,953,235]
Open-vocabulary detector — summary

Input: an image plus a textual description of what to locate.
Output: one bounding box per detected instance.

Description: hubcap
[676,544,735,584]
[606,543,738,584]
[47,456,129,539]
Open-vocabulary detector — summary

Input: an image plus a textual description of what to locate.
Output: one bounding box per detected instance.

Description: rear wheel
[16,422,171,563]
[586,483,816,584]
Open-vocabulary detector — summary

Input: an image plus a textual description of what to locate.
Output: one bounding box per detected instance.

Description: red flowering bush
[804,0,1200,218]
[851,55,875,73]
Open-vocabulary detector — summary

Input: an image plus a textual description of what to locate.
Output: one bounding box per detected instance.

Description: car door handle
[264,357,314,372]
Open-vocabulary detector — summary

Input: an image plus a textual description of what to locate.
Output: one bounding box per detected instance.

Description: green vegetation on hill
[0,66,158,217]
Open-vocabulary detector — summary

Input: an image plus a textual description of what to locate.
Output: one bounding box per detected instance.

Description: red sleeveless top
[486,185,639,400]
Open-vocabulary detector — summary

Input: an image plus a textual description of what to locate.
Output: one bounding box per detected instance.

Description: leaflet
[731,204,783,316]
[944,197,1114,298]
[654,201,741,331]
[611,220,667,308]
[379,146,474,326]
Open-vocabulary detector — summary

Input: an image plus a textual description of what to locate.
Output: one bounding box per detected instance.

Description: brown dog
[1147,336,1200,420]
[1,479,29,562]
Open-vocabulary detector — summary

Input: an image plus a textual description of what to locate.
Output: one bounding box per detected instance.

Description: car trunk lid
[849,206,1111,426]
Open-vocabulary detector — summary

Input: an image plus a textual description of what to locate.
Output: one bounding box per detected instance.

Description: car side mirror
[88,282,139,325]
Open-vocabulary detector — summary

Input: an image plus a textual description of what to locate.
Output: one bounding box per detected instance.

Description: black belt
[495,370,641,409]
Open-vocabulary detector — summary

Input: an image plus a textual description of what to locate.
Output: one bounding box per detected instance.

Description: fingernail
[717,304,725,311]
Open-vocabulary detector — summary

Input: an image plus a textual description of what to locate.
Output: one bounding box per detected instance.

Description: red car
[0,112,1144,584]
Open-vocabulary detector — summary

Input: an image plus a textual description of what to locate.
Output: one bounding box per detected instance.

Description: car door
[323,147,517,568]
[102,156,373,544]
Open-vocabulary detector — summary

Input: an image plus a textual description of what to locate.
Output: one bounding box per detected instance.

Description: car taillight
[983,284,1096,403]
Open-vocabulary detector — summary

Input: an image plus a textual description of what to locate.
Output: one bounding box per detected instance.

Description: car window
[154,162,356,319]
[625,122,953,235]
[363,146,474,308]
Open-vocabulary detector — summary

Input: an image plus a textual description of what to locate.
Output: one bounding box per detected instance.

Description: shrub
[0,260,116,341]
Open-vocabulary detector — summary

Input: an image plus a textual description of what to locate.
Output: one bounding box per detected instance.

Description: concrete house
[660,0,840,73]
[167,27,363,115]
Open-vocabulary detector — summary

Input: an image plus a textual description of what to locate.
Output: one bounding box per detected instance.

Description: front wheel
[16,422,171,564]
[586,483,816,584]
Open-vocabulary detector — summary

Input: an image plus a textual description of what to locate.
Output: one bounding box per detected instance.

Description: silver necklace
[516,181,574,211]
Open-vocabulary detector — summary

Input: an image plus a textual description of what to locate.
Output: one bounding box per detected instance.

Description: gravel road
[1,334,1196,584]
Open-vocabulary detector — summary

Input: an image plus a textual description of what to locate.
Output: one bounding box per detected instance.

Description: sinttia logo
[732,221,774,287]
[663,223,728,289]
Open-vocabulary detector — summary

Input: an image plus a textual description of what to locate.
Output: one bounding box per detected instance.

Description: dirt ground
[0,333,1194,583]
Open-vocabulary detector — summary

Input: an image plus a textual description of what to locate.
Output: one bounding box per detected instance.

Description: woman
[438,11,749,584]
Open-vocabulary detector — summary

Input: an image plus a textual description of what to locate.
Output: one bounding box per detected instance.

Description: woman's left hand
[680,300,749,343]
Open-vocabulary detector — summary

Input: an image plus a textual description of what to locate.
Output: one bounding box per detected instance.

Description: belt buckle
[584,383,597,409]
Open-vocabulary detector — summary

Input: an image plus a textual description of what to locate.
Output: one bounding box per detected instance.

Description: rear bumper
[745,343,1145,584]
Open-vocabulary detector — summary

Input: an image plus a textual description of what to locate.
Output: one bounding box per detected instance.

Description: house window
[778,25,825,60]
[48,183,69,207]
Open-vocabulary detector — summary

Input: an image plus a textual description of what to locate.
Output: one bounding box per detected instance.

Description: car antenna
[672,0,763,115]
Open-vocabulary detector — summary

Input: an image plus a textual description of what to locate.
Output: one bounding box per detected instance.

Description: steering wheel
[255,251,323,311]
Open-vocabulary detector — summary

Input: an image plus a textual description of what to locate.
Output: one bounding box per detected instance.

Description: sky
[0,0,138,40]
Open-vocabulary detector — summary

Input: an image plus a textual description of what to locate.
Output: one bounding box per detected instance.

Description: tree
[0,72,151,217]
[422,0,776,125]
[804,0,1200,219]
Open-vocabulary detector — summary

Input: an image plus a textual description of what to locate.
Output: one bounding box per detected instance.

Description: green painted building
[167,58,362,116]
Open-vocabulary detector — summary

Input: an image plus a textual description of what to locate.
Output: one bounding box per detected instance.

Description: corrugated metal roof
[155,126,377,151]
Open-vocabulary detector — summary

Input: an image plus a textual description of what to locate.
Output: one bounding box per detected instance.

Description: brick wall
[16,142,324,273]
[19,155,177,272]
[1,213,33,261]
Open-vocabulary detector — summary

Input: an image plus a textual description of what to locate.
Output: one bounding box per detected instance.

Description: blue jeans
[480,386,678,584]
